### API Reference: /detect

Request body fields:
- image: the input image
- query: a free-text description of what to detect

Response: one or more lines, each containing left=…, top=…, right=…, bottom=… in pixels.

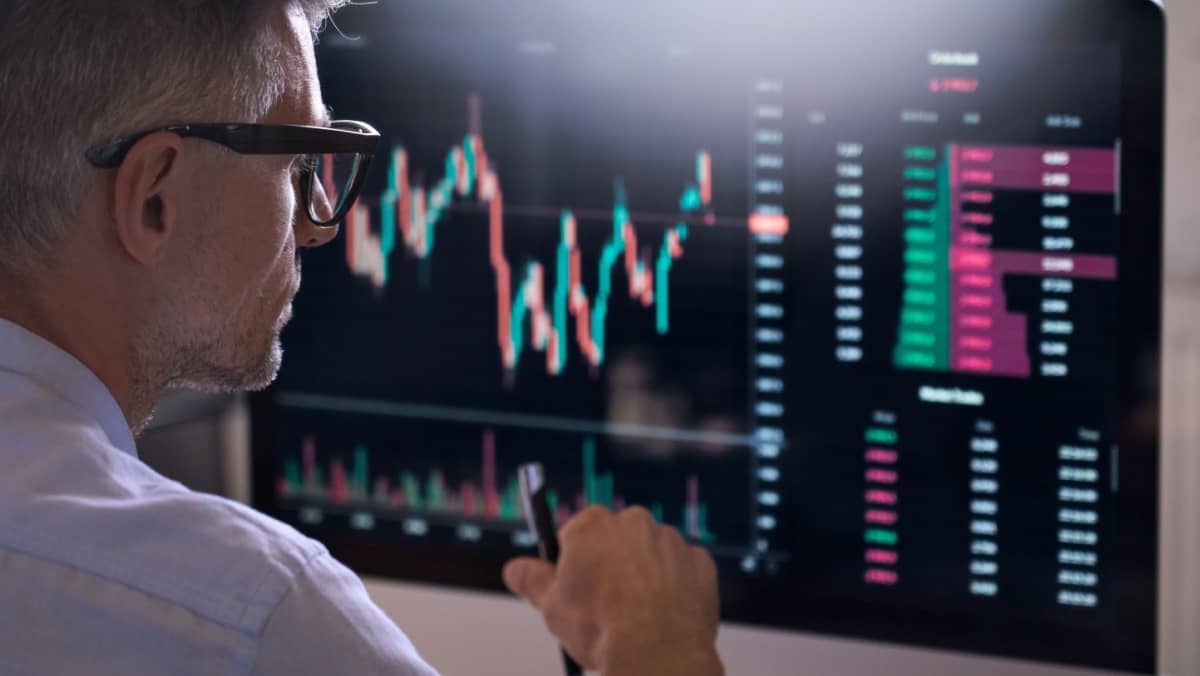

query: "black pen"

left=518, top=463, right=584, bottom=676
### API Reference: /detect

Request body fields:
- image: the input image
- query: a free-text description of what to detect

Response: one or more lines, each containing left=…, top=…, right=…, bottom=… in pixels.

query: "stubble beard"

left=168, top=333, right=284, bottom=395
left=148, top=295, right=291, bottom=399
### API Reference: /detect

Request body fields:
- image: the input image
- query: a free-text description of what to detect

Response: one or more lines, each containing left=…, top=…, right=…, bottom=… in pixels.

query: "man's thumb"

left=502, top=557, right=555, bottom=607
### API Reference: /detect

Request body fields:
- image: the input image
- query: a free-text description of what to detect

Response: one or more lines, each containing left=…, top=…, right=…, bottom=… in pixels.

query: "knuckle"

left=619, top=505, right=654, bottom=525
left=657, top=522, right=686, bottom=547
left=575, top=504, right=610, bottom=524
left=559, top=504, right=609, bottom=539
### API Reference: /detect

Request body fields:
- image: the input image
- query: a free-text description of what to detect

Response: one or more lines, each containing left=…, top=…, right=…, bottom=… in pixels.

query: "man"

left=0, top=2, right=723, bottom=674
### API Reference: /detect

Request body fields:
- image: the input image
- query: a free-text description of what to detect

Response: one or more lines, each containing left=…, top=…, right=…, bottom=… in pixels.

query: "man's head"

left=0, top=1, right=350, bottom=429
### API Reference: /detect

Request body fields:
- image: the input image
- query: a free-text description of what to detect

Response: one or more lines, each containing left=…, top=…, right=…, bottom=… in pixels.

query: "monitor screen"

left=252, top=1, right=1164, bottom=672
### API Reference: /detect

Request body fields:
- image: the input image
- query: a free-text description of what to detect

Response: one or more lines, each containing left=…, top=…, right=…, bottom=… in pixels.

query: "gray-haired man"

left=0, top=2, right=723, bottom=674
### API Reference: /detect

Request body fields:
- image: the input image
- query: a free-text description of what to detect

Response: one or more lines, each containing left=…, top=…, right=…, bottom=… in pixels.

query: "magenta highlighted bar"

left=959, top=314, right=993, bottom=330
left=959, top=293, right=994, bottom=310
left=962, top=212, right=993, bottom=226
left=865, top=509, right=898, bottom=525
left=958, top=356, right=993, bottom=371
left=959, top=231, right=992, bottom=247
left=961, top=169, right=994, bottom=185
left=960, top=273, right=994, bottom=289
left=956, top=145, right=1116, bottom=194
left=865, top=569, right=899, bottom=585
left=961, top=147, right=995, bottom=163
left=955, top=354, right=1030, bottom=377
left=959, top=336, right=993, bottom=351
left=866, top=468, right=898, bottom=484
left=952, top=248, right=993, bottom=271
left=955, top=310, right=1028, bottom=337
left=958, top=325, right=1028, bottom=341
left=865, top=549, right=899, bottom=565
left=865, top=489, right=898, bottom=505
left=950, top=248, right=1118, bottom=279
left=865, top=448, right=898, bottom=464
left=962, top=190, right=994, bottom=204
left=990, top=250, right=1118, bottom=280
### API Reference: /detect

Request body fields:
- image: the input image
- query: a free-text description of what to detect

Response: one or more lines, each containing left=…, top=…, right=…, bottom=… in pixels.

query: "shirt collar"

left=0, top=316, right=137, bottom=457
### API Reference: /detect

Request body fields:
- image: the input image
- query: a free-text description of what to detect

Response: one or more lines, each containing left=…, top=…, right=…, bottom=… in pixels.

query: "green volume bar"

left=352, top=446, right=369, bottom=499
left=651, top=503, right=664, bottom=523
left=582, top=438, right=615, bottom=509
left=499, top=477, right=522, bottom=520
left=283, top=460, right=302, bottom=494
left=402, top=472, right=422, bottom=510
left=427, top=470, right=445, bottom=512
left=892, top=145, right=951, bottom=371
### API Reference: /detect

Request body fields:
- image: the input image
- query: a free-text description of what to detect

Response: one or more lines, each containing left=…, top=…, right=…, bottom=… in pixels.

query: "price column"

left=744, top=77, right=790, bottom=573
left=833, top=142, right=866, bottom=363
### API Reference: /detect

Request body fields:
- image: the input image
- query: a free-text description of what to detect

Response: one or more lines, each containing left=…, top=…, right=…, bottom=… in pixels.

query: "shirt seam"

left=239, top=538, right=328, bottom=630
left=244, top=548, right=332, bottom=676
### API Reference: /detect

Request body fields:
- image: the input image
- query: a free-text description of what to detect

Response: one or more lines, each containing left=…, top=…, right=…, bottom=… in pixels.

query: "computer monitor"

left=251, top=1, right=1165, bottom=672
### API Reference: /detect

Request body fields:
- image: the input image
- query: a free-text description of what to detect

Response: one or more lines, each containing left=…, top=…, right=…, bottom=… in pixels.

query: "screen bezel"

left=251, top=1, right=1164, bottom=671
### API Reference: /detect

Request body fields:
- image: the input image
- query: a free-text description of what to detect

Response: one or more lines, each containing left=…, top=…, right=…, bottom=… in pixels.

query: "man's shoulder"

left=0, top=449, right=328, bottom=635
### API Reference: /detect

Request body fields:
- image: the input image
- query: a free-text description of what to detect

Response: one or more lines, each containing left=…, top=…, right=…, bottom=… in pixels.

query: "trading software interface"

left=261, top=1, right=1157, bottom=670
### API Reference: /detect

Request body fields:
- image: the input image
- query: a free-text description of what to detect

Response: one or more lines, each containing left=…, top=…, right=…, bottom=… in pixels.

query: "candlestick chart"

left=333, top=97, right=729, bottom=381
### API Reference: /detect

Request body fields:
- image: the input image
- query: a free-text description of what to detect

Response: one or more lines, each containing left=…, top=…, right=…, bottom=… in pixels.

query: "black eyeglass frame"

left=85, top=120, right=381, bottom=227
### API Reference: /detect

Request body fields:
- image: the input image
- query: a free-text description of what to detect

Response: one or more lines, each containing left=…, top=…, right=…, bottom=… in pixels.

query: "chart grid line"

left=277, top=391, right=759, bottom=448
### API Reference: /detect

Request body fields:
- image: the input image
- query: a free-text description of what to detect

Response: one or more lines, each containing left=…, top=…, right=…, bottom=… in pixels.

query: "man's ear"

left=110, top=132, right=184, bottom=265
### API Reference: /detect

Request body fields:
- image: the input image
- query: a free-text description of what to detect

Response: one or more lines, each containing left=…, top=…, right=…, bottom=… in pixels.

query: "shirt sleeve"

left=251, top=552, right=440, bottom=676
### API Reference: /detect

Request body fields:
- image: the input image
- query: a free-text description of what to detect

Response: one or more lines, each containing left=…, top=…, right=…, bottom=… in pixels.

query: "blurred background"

left=137, top=1, right=1198, bottom=673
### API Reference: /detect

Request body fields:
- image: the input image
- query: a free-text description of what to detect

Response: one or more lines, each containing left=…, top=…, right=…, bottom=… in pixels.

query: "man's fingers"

left=558, top=504, right=610, bottom=542
left=692, top=545, right=717, bottom=583
left=502, top=557, right=556, bottom=608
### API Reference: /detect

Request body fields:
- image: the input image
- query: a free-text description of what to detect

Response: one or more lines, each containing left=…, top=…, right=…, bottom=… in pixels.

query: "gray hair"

left=0, top=0, right=348, bottom=276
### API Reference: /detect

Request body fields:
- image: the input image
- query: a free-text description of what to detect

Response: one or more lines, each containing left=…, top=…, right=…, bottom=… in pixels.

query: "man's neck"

left=0, top=266, right=158, bottom=436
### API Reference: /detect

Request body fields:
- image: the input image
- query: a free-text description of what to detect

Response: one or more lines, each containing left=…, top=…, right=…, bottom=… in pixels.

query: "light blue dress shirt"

left=0, top=317, right=438, bottom=675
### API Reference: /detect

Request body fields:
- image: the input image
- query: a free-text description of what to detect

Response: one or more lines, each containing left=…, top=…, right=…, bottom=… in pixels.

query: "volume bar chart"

left=279, top=431, right=524, bottom=520
left=893, top=143, right=1118, bottom=378
left=277, top=429, right=717, bottom=542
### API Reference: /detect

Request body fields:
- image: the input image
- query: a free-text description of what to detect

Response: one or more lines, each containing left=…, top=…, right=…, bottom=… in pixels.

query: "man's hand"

left=502, top=505, right=723, bottom=676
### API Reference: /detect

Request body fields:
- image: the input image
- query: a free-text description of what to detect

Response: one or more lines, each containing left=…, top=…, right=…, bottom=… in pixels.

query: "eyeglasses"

left=85, top=120, right=380, bottom=227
